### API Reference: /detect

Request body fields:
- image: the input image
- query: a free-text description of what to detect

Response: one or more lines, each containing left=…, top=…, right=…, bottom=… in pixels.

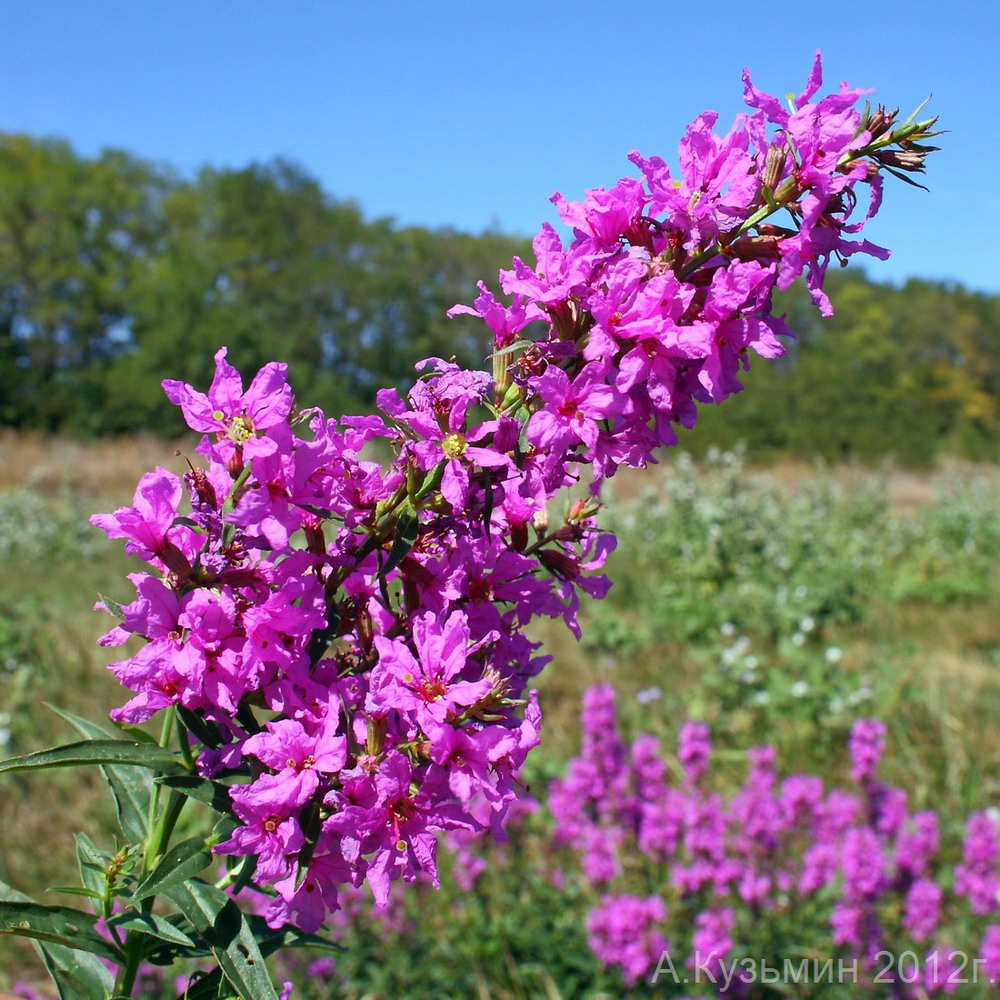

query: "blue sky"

left=1, top=1, right=996, bottom=293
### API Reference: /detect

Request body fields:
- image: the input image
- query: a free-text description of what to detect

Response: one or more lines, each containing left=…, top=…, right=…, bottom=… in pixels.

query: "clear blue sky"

left=1, top=1, right=996, bottom=293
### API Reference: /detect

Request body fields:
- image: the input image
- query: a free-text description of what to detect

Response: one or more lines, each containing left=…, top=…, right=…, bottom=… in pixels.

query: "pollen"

left=441, top=432, right=467, bottom=460
left=228, top=416, right=253, bottom=443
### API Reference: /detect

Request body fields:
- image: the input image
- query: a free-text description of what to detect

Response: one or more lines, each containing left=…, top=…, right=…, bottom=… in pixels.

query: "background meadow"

left=3, top=430, right=1000, bottom=996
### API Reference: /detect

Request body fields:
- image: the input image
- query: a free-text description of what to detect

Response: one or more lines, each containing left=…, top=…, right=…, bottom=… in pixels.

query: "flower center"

left=441, top=432, right=467, bottom=459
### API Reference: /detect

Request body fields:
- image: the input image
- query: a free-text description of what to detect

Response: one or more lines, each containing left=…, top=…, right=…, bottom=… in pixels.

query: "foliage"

left=0, top=135, right=530, bottom=435
left=686, top=271, right=1000, bottom=465
left=583, top=450, right=1000, bottom=753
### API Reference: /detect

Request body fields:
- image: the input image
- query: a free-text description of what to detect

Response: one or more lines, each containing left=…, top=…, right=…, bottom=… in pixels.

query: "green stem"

left=676, top=122, right=934, bottom=282
left=677, top=200, right=786, bottom=280
left=113, top=709, right=190, bottom=997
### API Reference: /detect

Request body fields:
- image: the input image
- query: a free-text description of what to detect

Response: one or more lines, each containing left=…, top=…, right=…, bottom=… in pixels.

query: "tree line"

left=0, top=132, right=529, bottom=434
left=689, top=271, right=1000, bottom=464
left=1, top=132, right=998, bottom=463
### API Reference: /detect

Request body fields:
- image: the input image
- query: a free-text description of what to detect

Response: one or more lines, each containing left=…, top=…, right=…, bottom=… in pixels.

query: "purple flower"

left=526, top=364, right=624, bottom=457
left=896, top=811, right=939, bottom=879
left=216, top=772, right=305, bottom=883
left=677, top=721, right=712, bottom=784
left=903, top=879, right=942, bottom=941
left=920, top=945, right=960, bottom=996
left=90, top=52, right=936, bottom=934
left=90, top=468, right=198, bottom=575
left=689, top=907, right=734, bottom=980
left=981, top=926, right=1000, bottom=982
left=848, top=718, right=886, bottom=784
left=840, top=826, right=885, bottom=902
left=586, top=894, right=668, bottom=986
left=162, top=346, right=292, bottom=440
left=369, top=611, right=495, bottom=728
left=243, top=713, right=347, bottom=809
left=954, top=812, right=999, bottom=915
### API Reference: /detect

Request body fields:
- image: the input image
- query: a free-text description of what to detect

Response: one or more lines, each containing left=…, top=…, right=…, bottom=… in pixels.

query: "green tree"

left=0, top=134, right=163, bottom=429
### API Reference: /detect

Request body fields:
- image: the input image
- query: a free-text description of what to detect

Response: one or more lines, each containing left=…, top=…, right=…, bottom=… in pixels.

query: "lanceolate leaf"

left=107, top=909, right=197, bottom=949
left=178, top=918, right=342, bottom=1000
left=96, top=593, right=125, bottom=622
left=1, top=884, right=116, bottom=1000
left=46, top=887, right=104, bottom=903
left=0, top=738, right=186, bottom=776
left=131, top=836, right=213, bottom=903
left=74, top=834, right=107, bottom=900
left=246, top=914, right=343, bottom=954
left=0, top=901, right=122, bottom=963
left=51, top=708, right=155, bottom=844
left=36, top=945, right=115, bottom=1000
left=165, top=880, right=280, bottom=1000
left=488, top=336, right=538, bottom=359
left=178, top=965, right=230, bottom=1000
left=177, top=705, right=227, bottom=750
left=384, top=508, right=420, bottom=575
left=157, top=773, right=240, bottom=813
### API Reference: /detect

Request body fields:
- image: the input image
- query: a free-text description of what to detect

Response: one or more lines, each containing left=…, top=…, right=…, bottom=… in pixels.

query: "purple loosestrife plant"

left=0, top=55, right=940, bottom=998
left=550, top=691, right=999, bottom=997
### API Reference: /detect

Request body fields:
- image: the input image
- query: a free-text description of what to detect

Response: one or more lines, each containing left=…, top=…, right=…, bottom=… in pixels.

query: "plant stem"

left=113, top=711, right=190, bottom=997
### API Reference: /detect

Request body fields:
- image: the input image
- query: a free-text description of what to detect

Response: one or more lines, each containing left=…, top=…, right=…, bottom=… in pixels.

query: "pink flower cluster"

left=91, top=56, right=937, bottom=930
left=551, top=685, right=1000, bottom=995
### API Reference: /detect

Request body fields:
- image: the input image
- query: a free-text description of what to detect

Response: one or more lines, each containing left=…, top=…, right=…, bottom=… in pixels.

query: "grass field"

left=2, top=433, right=999, bottom=996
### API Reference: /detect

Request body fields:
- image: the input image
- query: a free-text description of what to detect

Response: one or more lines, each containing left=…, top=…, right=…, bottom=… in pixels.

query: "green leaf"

left=0, top=901, right=122, bottom=963
left=306, top=603, right=341, bottom=664
left=0, top=738, right=186, bottom=776
left=384, top=508, right=419, bottom=575
left=178, top=919, right=341, bottom=1000
left=51, top=707, right=156, bottom=843
left=227, top=853, right=259, bottom=896
left=298, top=503, right=336, bottom=520
left=166, top=879, right=280, bottom=1000
left=104, top=765, right=154, bottom=843
left=0, top=880, right=32, bottom=902
left=177, top=705, right=227, bottom=750
left=96, top=593, right=125, bottom=621
left=112, top=723, right=161, bottom=745
left=46, top=887, right=104, bottom=902
left=157, top=773, right=240, bottom=813
left=211, top=811, right=239, bottom=846
left=75, top=834, right=108, bottom=903
left=246, top=913, right=343, bottom=954
left=107, top=908, right=196, bottom=949
left=488, top=337, right=537, bottom=359
left=178, top=965, right=230, bottom=1000
left=131, top=835, right=213, bottom=903
left=36, top=944, right=115, bottom=1000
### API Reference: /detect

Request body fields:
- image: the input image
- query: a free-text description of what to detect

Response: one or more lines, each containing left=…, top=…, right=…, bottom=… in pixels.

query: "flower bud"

left=762, top=143, right=789, bottom=192
left=365, top=715, right=388, bottom=757
left=158, top=541, right=192, bottom=579
left=538, top=548, right=579, bottom=581
left=510, top=519, right=529, bottom=553
left=864, top=105, right=898, bottom=142
left=872, top=144, right=937, bottom=173
left=532, top=506, right=549, bottom=534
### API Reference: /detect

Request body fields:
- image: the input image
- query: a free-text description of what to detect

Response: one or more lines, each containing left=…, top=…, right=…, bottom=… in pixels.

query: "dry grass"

left=0, top=430, right=197, bottom=497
